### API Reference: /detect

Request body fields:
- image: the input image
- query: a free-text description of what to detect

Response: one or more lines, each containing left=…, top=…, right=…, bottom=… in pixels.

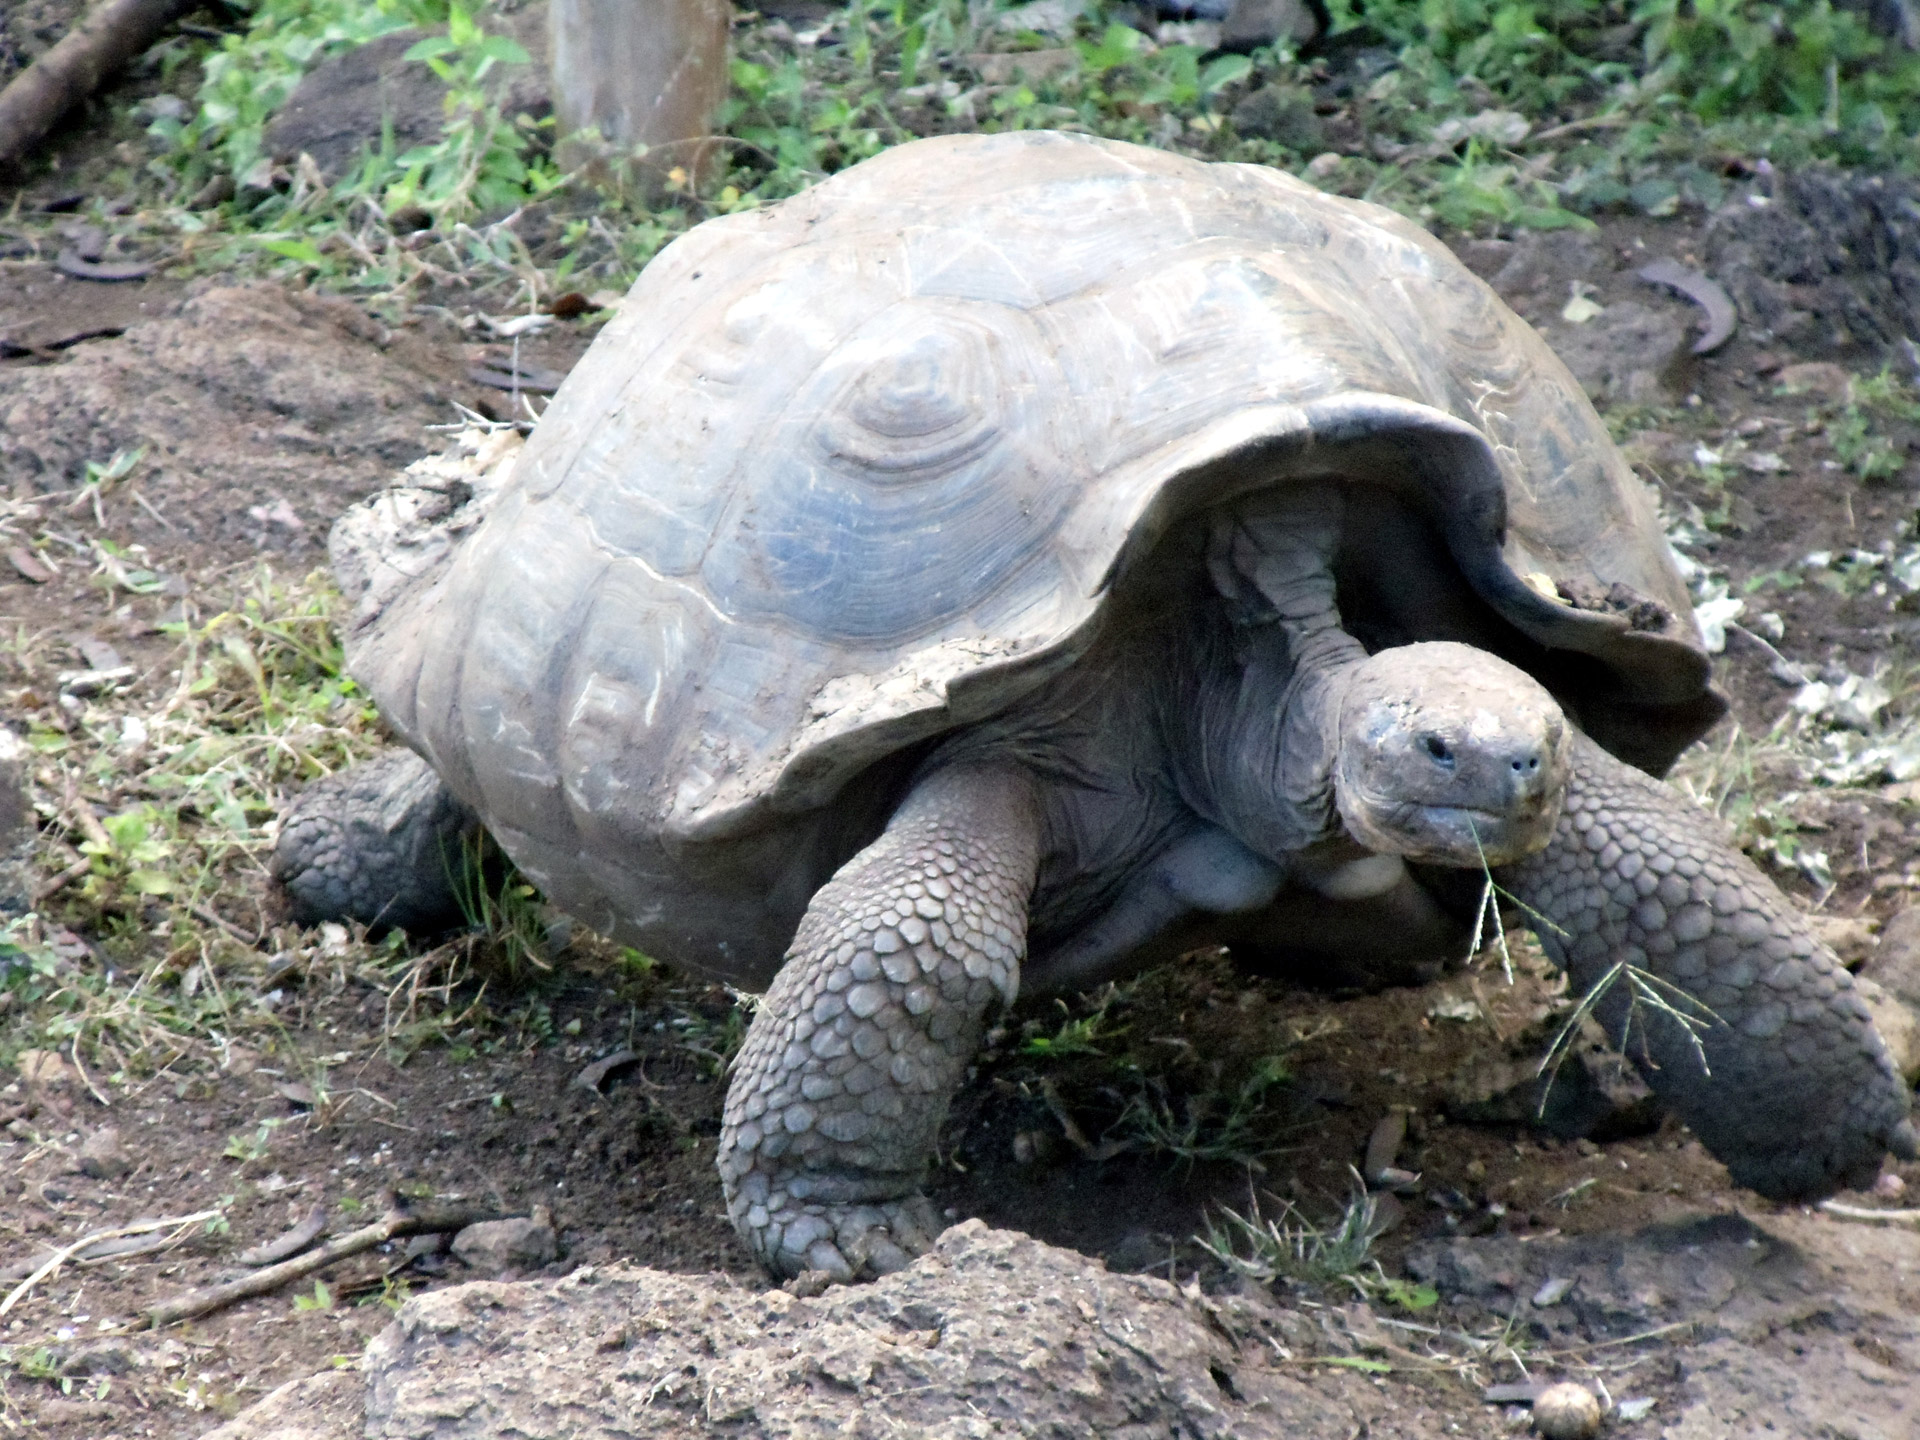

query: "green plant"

left=223, top=1118, right=285, bottom=1162
left=1199, top=1180, right=1437, bottom=1307
left=383, top=2, right=560, bottom=221
left=1020, top=993, right=1123, bottom=1058
left=293, top=1278, right=336, bottom=1311
left=1539, top=959, right=1719, bottom=1090
left=161, top=0, right=442, bottom=186
left=1115, top=1053, right=1294, bottom=1168
left=448, top=832, right=553, bottom=983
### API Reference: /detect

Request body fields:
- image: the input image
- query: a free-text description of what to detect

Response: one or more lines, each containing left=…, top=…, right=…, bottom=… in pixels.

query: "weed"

left=1020, top=992, right=1123, bottom=1058
left=1540, top=959, right=1719, bottom=1088
left=447, top=832, right=552, bottom=984
left=223, top=1118, right=285, bottom=1163
left=1199, top=1179, right=1437, bottom=1307
left=1115, top=1053, right=1294, bottom=1168
left=293, top=1278, right=336, bottom=1312
left=384, top=4, right=561, bottom=222
left=670, top=998, right=748, bottom=1078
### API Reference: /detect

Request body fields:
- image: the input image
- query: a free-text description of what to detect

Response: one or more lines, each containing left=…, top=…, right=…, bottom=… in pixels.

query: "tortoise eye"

left=1422, top=734, right=1454, bottom=767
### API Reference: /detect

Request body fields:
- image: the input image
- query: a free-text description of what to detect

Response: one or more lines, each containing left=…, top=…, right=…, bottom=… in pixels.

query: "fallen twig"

left=0, top=0, right=201, bottom=169
left=0, top=1210, right=221, bottom=1316
left=145, top=1202, right=504, bottom=1327
left=32, top=855, right=93, bottom=902
left=235, top=1203, right=329, bottom=1267
left=190, top=901, right=261, bottom=947
left=1819, top=1199, right=1920, bottom=1227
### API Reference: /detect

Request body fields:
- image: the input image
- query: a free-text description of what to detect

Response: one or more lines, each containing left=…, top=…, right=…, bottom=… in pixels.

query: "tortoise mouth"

left=1342, top=794, right=1560, bottom=868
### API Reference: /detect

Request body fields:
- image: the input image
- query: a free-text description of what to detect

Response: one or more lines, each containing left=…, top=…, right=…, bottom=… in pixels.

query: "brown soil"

left=4, top=59, right=1920, bottom=1440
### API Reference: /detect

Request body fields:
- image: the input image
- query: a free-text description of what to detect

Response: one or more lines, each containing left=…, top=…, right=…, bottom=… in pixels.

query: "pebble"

left=77, top=1126, right=131, bottom=1181
left=1532, top=1382, right=1602, bottom=1439
left=452, top=1208, right=557, bottom=1273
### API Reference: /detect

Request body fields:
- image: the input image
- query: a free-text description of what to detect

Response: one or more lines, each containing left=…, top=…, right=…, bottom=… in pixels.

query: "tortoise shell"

left=349, top=130, right=1721, bottom=986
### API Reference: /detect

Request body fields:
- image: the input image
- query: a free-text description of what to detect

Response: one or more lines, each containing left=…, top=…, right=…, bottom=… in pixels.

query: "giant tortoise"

left=275, top=130, right=1917, bottom=1281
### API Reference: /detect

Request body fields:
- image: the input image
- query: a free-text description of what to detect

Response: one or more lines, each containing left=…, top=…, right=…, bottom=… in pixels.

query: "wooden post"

left=548, top=0, right=732, bottom=190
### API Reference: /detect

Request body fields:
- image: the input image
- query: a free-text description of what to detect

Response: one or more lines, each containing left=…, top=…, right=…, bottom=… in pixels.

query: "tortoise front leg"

left=1501, top=733, right=1916, bottom=1200
left=719, top=766, right=1041, bottom=1281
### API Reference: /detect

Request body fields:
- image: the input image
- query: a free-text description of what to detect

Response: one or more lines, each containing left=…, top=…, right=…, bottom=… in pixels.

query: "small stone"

left=58, top=1339, right=137, bottom=1376
left=451, top=1210, right=557, bottom=1273
left=1532, top=1382, right=1602, bottom=1439
left=14, top=1049, right=74, bottom=1089
left=78, top=1126, right=131, bottom=1180
left=784, top=1268, right=834, bottom=1298
left=1862, top=906, right=1920, bottom=1011
left=1220, top=0, right=1320, bottom=49
left=1530, top=1275, right=1575, bottom=1307
left=1229, top=84, right=1322, bottom=149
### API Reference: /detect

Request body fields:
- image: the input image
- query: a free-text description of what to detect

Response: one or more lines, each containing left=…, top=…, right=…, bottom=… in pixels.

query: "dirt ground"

left=5, top=45, right=1920, bottom=1440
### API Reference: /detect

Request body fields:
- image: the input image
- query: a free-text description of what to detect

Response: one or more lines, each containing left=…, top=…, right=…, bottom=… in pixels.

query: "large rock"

left=210, top=1223, right=1377, bottom=1439
left=1862, top=904, right=1920, bottom=1012
left=1706, top=167, right=1920, bottom=357
left=1541, top=300, right=1691, bottom=405
left=264, top=3, right=550, bottom=182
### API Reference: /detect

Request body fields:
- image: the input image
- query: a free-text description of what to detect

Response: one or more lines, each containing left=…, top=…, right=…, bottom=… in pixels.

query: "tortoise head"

left=1333, top=641, right=1571, bottom=867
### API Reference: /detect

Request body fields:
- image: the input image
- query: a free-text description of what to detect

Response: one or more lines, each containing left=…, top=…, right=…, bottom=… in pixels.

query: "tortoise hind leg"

left=270, top=749, right=477, bottom=934
left=720, top=766, right=1041, bottom=1281
left=1501, top=733, right=1916, bottom=1200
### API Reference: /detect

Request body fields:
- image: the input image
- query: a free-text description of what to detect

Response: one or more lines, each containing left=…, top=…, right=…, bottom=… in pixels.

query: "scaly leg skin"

left=270, top=749, right=475, bottom=934
left=1502, top=733, right=1917, bottom=1200
left=719, top=767, right=1041, bottom=1281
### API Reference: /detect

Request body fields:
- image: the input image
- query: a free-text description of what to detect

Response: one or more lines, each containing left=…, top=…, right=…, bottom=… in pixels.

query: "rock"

left=1444, top=1018, right=1661, bottom=1142
left=265, top=5, right=550, bottom=182
left=215, top=1223, right=1369, bottom=1439
left=1811, top=913, right=1879, bottom=968
left=1772, top=360, right=1855, bottom=401
left=13, top=1048, right=73, bottom=1089
left=1220, top=0, right=1320, bottom=51
left=1230, top=84, right=1323, bottom=149
left=57, top=1339, right=136, bottom=1376
left=1862, top=905, right=1920, bottom=1011
left=0, top=728, right=35, bottom=914
left=1532, top=1382, right=1601, bottom=1439
left=1706, top=168, right=1920, bottom=356
left=1542, top=300, right=1691, bottom=404
left=1853, top=976, right=1919, bottom=1082
left=77, top=1126, right=131, bottom=1181
left=965, top=48, right=1077, bottom=85
left=451, top=1209, right=557, bottom=1272
left=1408, top=1212, right=1804, bottom=1341
left=198, top=1371, right=364, bottom=1440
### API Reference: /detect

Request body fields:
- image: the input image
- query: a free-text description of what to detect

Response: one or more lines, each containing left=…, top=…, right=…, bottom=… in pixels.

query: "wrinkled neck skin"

left=1168, top=603, right=1366, bottom=862
left=1167, top=488, right=1369, bottom=862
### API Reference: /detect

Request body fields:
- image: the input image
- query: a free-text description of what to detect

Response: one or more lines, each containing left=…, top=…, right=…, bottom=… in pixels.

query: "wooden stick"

left=234, top=1203, right=329, bottom=1267
left=145, top=1204, right=504, bottom=1327
left=1820, top=1199, right=1920, bottom=1226
left=0, top=1210, right=221, bottom=1316
left=0, top=0, right=200, bottom=169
